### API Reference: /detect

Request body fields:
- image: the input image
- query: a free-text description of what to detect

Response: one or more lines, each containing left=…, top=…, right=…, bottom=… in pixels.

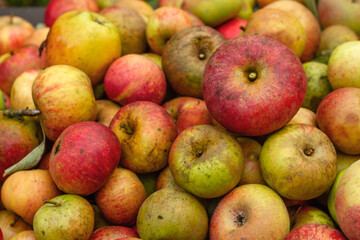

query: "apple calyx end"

left=248, top=72, right=257, bottom=82
left=43, top=199, right=61, bottom=207
left=303, top=147, right=315, bottom=156
left=234, top=211, right=247, bottom=227
left=198, top=53, right=206, bottom=60
left=120, top=123, right=134, bottom=135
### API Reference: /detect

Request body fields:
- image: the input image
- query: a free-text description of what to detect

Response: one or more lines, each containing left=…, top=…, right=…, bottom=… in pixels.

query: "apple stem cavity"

left=43, top=199, right=61, bottom=207
left=1, top=108, right=41, bottom=121
left=303, top=147, right=315, bottom=156
left=248, top=72, right=258, bottom=82
left=120, top=123, right=134, bottom=135
left=234, top=211, right=247, bottom=227
left=10, top=214, right=20, bottom=227
left=94, top=18, right=104, bottom=26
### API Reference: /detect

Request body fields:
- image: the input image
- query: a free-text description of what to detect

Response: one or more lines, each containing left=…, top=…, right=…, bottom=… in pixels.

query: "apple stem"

left=9, top=13, right=14, bottom=25
left=240, top=26, right=246, bottom=32
left=198, top=53, right=206, bottom=60
left=120, top=123, right=134, bottom=135
left=248, top=72, right=257, bottom=82
left=10, top=215, right=20, bottom=227
left=1, top=108, right=41, bottom=121
left=43, top=199, right=61, bottom=207
left=304, top=147, right=314, bottom=156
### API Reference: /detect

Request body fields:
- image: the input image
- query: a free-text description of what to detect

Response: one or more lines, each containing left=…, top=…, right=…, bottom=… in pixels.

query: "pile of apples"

left=0, top=0, right=360, bottom=239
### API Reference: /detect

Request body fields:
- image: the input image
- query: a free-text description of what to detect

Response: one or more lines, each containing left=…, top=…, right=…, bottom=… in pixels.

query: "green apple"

left=328, top=167, right=347, bottom=225
left=337, top=150, right=360, bottom=172
left=46, top=10, right=121, bottom=86
left=302, top=62, right=332, bottom=112
left=33, top=194, right=95, bottom=240
left=236, top=0, right=253, bottom=20
left=141, top=53, right=162, bottom=68
left=290, top=205, right=335, bottom=231
left=0, top=90, right=5, bottom=110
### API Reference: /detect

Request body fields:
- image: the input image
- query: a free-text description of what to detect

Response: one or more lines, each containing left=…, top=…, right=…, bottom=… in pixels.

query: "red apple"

left=216, top=18, right=247, bottom=40
left=89, top=226, right=138, bottom=240
left=287, top=107, right=317, bottom=127
left=49, top=121, right=121, bottom=196
left=284, top=224, right=347, bottom=240
left=316, top=87, right=360, bottom=154
left=104, top=54, right=167, bottom=105
left=0, top=15, right=34, bottom=55
left=202, top=35, right=307, bottom=136
left=0, top=210, right=32, bottom=240
left=45, top=0, right=99, bottom=27
left=115, top=0, right=154, bottom=23
left=8, top=230, right=37, bottom=240
left=290, top=205, right=335, bottom=231
left=109, top=101, right=177, bottom=173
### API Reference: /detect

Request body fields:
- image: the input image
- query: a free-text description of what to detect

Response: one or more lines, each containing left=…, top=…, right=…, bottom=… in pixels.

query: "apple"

left=10, top=68, right=41, bottom=111
left=89, top=226, right=138, bottom=240
left=335, top=160, right=360, bottom=240
left=162, top=97, right=213, bottom=134
left=23, top=27, right=50, bottom=47
left=301, top=61, right=332, bottom=112
left=37, top=152, right=50, bottom=170
left=245, top=8, right=307, bottom=58
left=109, top=101, right=177, bottom=173
left=1, top=169, right=61, bottom=225
left=202, top=35, right=307, bottom=136
left=33, top=194, right=94, bottom=240
left=236, top=0, right=254, bottom=20
left=316, top=87, right=360, bottom=154
left=0, top=45, right=47, bottom=95
left=260, top=124, right=337, bottom=200
left=287, top=107, right=317, bottom=127
left=290, top=205, right=335, bottom=231
left=337, top=150, right=360, bottom=172
left=0, top=116, right=42, bottom=182
left=49, top=121, right=121, bottom=196
left=317, top=25, right=359, bottom=57
left=215, top=18, right=247, bottom=40
left=0, top=15, right=34, bottom=55
left=284, top=224, right=347, bottom=240
left=257, top=0, right=304, bottom=8
left=209, top=184, right=290, bottom=239
left=318, top=0, right=360, bottom=35
left=91, top=204, right=109, bottom=231
left=137, top=188, right=208, bottom=240
left=156, top=166, right=183, bottom=191
left=8, top=230, right=37, bottom=240
left=184, top=10, right=205, bottom=26
left=46, top=10, right=121, bottom=86
left=115, top=0, right=154, bottom=23
left=95, top=168, right=147, bottom=226
left=146, top=7, right=193, bottom=55
left=141, top=53, right=162, bottom=68
left=95, top=99, right=121, bottom=127
left=327, top=41, right=360, bottom=90
left=44, top=0, right=99, bottom=27
left=264, top=0, right=321, bottom=62
left=104, top=54, right=167, bottom=105
left=236, top=137, right=266, bottom=186
left=100, top=6, right=147, bottom=55
left=283, top=198, right=308, bottom=207
left=32, top=65, right=97, bottom=141
left=0, top=90, right=5, bottom=110
left=328, top=167, right=347, bottom=225
left=169, top=124, right=245, bottom=199
left=162, top=25, right=226, bottom=98
left=0, top=210, right=32, bottom=240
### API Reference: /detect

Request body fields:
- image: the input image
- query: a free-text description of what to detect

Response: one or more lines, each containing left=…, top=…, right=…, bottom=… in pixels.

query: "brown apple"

left=115, top=0, right=154, bottom=23
left=95, top=100, right=121, bottom=127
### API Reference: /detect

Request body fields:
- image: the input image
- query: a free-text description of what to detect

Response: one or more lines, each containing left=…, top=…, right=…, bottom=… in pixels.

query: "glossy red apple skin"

left=0, top=45, right=48, bottom=95
left=89, top=226, right=138, bottom=240
left=45, top=0, right=99, bottom=27
left=216, top=18, right=247, bottom=40
left=49, top=121, right=121, bottom=196
left=316, top=87, right=360, bottom=154
left=202, top=35, right=307, bottom=136
left=284, top=224, right=347, bottom=240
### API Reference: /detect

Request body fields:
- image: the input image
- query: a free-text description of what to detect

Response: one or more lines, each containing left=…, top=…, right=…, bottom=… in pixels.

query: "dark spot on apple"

left=41, top=230, right=45, bottom=236
left=157, top=128, right=161, bottom=132
left=80, top=149, right=84, bottom=154
left=158, top=215, right=163, bottom=219
left=55, top=141, right=61, bottom=154
left=93, top=18, right=104, bottom=25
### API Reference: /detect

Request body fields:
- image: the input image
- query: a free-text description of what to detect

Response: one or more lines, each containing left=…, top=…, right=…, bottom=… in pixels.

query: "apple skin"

left=136, top=188, right=208, bottom=240
left=32, top=65, right=97, bottom=142
left=115, top=0, right=154, bottom=23
left=0, top=15, right=34, bottom=55
left=23, top=27, right=50, bottom=47
left=302, top=62, right=332, bottom=113
left=0, top=210, right=32, bottom=240
left=316, top=87, right=360, bottom=154
left=260, top=124, right=337, bottom=200
left=95, top=99, right=121, bottom=127
left=89, top=226, right=138, bottom=240
left=335, top=160, right=360, bottom=240
left=10, top=68, right=41, bottom=111
left=91, top=204, right=109, bottom=231
left=44, top=0, right=99, bottom=27
left=33, top=194, right=95, bottom=240
left=0, top=45, right=48, bottom=95
left=245, top=8, right=307, bottom=58
left=156, top=166, right=183, bottom=191
left=46, top=10, right=121, bottom=86
left=328, top=167, right=347, bottom=225
left=100, top=6, right=147, bottom=55
left=209, top=184, right=290, bottom=240
left=109, top=101, right=177, bottom=173
left=49, top=121, right=121, bottom=196
left=8, top=230, right=37, bottom=240
left=318, top=0, right=360, bottom=35
left=141, top=53, right=162, bottom=68
left=327, top=41, right=360, bottom=90
left=290, top=205, right=335, bottom=231
left=162, top=97, right=213, bottom=134
left=169, top=124, right=245, bottom=199
left=0, top=116, right=42, bottom=182
left=287, top=107, right=317, bottom=127
left=202, top=35, right=307, bottom=136
left=264, top=0, right=321, bottom=62
left=215, top=18, right=247, bottom=40
left=162, top=25, right=226, bottom=98
left=1, top=169, right=62, bottom=225
left=284, top=224, right=347, bottom=240
left=257, top=0, right=304, bottom=8
left=337, top=151, right=360, bottom=172
left=95, top=168, right=147, bottom=226
left=104, top=54, right=167, bottom=105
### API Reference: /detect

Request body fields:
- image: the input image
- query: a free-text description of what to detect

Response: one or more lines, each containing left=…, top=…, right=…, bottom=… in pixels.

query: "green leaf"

left=3, top=121, right=46, bottom=177
left=304, top=0, right=319, bottom=21
left=144, top=0, right=158, bottom=9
